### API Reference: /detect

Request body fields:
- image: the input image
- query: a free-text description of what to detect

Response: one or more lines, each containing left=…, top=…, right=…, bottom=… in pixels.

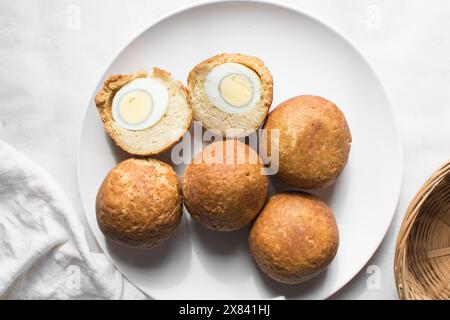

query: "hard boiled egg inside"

left=112, top=77, right=169, bottom=131
left=204, top=63, right=261, bottom=114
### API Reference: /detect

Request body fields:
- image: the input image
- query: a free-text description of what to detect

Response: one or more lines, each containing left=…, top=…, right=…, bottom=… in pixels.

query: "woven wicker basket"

left=394, top=161, right=450, bottom=300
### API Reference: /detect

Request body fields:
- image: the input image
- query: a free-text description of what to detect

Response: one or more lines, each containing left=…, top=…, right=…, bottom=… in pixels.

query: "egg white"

left=112, top=77, right=169, bottom=131
left=204, top=63, right=261, bottom=114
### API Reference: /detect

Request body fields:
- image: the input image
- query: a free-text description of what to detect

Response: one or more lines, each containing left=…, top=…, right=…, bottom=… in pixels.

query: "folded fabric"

left=0, top=141, right=145, bottom=299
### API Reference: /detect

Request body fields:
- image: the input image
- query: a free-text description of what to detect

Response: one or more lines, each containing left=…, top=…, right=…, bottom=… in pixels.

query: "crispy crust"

left=96, top=158, right=182, bottom=248
left=95, top=68, right=193, bottom=156
left=249, top=192, right=339, bottom=284
left=187, top=53, right=273, bottom=138
left=182, top=139, right=269, bottom=231
left=262, top=95, right=352, bottom=189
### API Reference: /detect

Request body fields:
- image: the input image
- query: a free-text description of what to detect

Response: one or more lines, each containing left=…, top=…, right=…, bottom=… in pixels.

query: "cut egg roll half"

left=187, top=53, right=273, bottom=138
left=95, top=68, right=192, bottom=156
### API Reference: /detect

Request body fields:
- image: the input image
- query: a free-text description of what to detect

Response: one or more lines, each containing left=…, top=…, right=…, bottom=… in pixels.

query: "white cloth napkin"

left=0, top=141, right=145, bottom=299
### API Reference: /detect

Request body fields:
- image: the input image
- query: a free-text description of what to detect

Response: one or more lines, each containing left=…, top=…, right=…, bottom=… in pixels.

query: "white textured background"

left=0, top=0, right=449, bottom=299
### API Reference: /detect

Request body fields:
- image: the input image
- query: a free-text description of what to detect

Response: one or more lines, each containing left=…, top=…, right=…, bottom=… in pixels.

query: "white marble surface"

left=0, top=0, right=449, bottom=300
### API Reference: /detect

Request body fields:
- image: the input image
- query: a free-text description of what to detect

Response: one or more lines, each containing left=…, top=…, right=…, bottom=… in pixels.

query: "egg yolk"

left=118, top=90, right=152, bottom=125
left=219, top=73, right=253, bottom=108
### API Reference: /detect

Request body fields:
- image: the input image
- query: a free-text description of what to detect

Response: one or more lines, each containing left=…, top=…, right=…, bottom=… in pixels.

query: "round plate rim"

left=76, top=0, right=403, bottom=299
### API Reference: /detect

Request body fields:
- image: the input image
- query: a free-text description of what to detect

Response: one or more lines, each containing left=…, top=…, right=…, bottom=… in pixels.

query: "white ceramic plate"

left=78, top=0, right=402, bottom=299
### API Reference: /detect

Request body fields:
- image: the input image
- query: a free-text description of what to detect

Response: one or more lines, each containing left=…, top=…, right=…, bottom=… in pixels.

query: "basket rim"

left=394, top=160, right=450, bottom=300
